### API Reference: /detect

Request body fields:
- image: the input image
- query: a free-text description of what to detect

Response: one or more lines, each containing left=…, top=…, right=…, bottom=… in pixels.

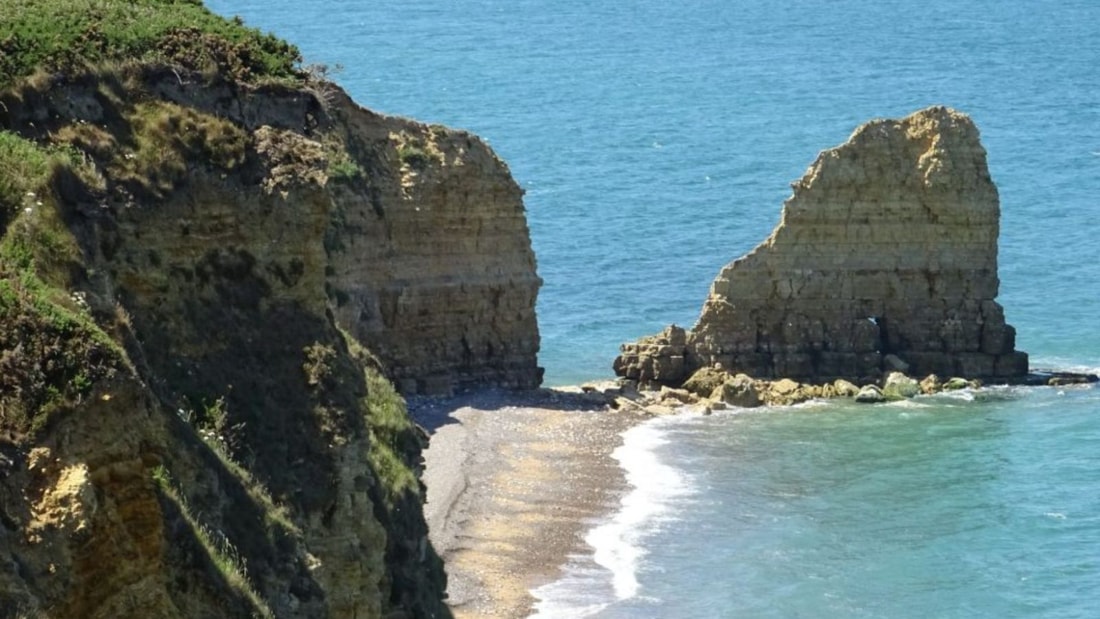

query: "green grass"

left=152, top=464, right=275, bottom=619
left=337, top=328, right=421, bottom=505
left=0, top=0, right=303, bottom=88
left=182, top=394, right=300, bottom=538
left=0, top=131, right=87, bottom=231
left=396, top=142, right=432, bottom=170
left=326, top=153, right=364, bottom=182
left=0, top=155, right=128, bottom=435
left=363, top=364, right=420, bottom=504
left=0, top=251, right=123, bottom=433
left=107, top=100, right=249, bottom=197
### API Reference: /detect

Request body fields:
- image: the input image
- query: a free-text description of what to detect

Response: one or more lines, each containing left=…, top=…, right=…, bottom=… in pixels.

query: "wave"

left=1026, top=356, right=1100, bottom=377
left=530, top=415, right=697, bottom=617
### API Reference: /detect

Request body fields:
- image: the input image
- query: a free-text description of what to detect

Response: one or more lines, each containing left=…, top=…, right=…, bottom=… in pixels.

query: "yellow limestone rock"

left=616, top=106, right=1028, bottom=386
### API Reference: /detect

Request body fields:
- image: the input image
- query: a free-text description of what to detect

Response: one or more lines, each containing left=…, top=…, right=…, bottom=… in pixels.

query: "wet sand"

left=411, top=389, right=642, bottom=619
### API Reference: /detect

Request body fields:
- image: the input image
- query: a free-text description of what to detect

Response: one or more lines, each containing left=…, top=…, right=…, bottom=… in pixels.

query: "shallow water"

left=206, top=1, right=1100, bottom=615
left=539, top=385, right=1100, bottom=618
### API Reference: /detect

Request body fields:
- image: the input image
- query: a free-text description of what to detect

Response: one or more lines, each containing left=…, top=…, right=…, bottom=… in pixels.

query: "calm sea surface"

left=208, top=1, right=1099, bottom=616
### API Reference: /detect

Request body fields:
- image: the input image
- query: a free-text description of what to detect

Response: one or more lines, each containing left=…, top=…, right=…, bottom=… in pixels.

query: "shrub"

left=0, top=131, right=84, bottom=232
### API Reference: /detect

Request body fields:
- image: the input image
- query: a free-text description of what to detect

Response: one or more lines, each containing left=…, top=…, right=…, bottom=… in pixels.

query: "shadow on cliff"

left=407, top=388, right=611, bottom=433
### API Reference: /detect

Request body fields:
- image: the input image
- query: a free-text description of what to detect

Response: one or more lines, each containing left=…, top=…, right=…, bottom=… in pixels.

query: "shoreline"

left=410, top=369, right=1100, bottom=618
left=411, top=389, right=645, bottom=619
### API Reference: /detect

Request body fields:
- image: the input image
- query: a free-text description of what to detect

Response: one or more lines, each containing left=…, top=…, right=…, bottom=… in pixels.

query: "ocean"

left=206, top=1, right=1100, bottom=616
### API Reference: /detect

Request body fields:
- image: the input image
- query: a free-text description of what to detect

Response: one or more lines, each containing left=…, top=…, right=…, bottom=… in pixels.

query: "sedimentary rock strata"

left=325, top=96, right=543, bottom=395
left=615, top=106, right=1028, bottom=385
left=0, top=50, right=542, bottom=615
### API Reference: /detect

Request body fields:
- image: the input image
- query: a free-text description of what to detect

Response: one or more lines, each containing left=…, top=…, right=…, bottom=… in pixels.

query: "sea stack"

left=615, top=106, right=1028, bottom=386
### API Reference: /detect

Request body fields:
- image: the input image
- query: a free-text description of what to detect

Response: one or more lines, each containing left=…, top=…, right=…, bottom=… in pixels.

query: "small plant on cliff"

left=302, top=342, right=336, bottom=387
left=179, top=395, right=299, bottom=538
left=397, top=142, right=432, bottom=170
left=338, top=328, right=421, bottom=505
left=320, top=133, right=363, bottom=183
left=363, top=364, right=420, bottom=504
left=151, top=464, right=274, bottom=618
left=327, top=155, right=364, bottom=182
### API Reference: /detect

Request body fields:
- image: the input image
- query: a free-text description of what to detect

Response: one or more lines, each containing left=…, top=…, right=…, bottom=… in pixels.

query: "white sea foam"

left=887, top=398, right=931, bottom=409
left=530, top=416, right=696, bottom=617
left=1027, top=356, right=1100, bottom=377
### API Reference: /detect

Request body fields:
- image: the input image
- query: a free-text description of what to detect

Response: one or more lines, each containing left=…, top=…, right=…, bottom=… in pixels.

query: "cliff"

left=0, top=3, right=539, bottom=617
left=615, top=107, right=1028, bottom=386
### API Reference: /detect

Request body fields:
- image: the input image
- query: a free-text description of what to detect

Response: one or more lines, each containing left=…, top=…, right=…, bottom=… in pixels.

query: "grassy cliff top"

left=0, top=0, right=303, bottom=88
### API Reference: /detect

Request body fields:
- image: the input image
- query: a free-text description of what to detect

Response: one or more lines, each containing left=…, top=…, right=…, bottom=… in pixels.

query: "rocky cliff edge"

left=0, top=19, right=539, bottom=617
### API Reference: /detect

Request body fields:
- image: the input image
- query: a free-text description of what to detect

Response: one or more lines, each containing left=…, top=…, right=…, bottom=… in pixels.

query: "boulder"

left=710, top=374, right=762, bottom=408
left=882, top=372, right=920, bottom=400
left=761, top=379, right=818, bottom=406
left=658, top=386, right=698, bottom=405
left=682, top=366, right=730, bottom=398
left=644, top=404, right=677, bottom=416
left=855, top=384, right=886, bottom=404
left=612, top=325, right=689, bottom=386
left=919, top=374, right=942, bottom=394
left=581, top=380, right=624, bottom=399
left=833, top=379, right=861, bottom=397
left=942, top=377, right=970, bottom=390
left=771, top=378, right=801, bottom=395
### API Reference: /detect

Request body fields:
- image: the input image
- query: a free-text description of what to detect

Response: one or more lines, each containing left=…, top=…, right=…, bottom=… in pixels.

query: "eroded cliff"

left=0, top=5, right=539, bottom=616
left=615, top=106, right=1028, bottom=386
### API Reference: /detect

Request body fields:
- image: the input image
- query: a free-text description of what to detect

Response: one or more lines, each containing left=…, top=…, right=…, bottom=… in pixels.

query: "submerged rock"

left=943, top=377, right=971, bottom=390
left=855, top=384, right=887, bottom=403
left=615, top=106, right=1029, bottom=386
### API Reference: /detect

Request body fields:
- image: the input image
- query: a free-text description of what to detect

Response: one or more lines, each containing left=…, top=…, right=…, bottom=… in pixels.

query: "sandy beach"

left=410, top=389, right=643, bottom=619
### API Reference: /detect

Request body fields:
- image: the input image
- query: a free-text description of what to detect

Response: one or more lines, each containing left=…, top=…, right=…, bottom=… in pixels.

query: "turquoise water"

left=540, top=387, right=1100, bottom=618
left=207, top=1, right=1100, bottom=616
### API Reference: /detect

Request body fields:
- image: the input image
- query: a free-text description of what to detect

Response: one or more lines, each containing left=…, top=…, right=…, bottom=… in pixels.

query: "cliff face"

left=323, top=92, right=542, bottom=395
left=0, top=59, right=539, bottom=617
left=615, top=107, right=1028, bottom=386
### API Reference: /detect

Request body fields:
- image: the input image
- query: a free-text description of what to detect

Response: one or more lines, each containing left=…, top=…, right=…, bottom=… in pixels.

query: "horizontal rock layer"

left=324, top=99, right=542, bottom=395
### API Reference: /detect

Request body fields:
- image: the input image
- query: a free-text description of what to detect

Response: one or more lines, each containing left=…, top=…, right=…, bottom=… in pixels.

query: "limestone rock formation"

left=0, top=38, right=539, bottom=619
left=324, top=96, right=542, bottom=395
left=615, top=106, right=1028, bottom=386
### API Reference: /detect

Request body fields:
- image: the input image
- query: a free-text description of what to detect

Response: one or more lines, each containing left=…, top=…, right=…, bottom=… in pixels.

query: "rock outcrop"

left=324, top=96, right=542, bottom=395
left=615, top=106, right=1028, bottom=386
left=0, top=33, right=539, bottom=618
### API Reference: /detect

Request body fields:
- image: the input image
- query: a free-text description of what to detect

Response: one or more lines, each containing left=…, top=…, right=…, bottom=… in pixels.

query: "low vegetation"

left=0, top=0, right=303, bottom=88
left=183, top=395, right=301, bottom=538
left=106, top=100, right=250, bottom=198
left=152, top=465, right=275, bottom=619
left=0, top=133, right=125, bottom=435
left=338, top=330, right=421, bottom=505
left=0, top=132, right=86, bottom=231
left=363, top=364, right=420, bottom=503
